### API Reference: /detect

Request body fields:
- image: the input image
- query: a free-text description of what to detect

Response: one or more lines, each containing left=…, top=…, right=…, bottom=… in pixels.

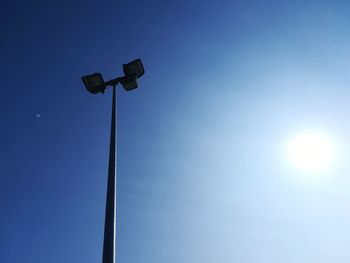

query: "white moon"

left=286, top=131, right=336, bottom=172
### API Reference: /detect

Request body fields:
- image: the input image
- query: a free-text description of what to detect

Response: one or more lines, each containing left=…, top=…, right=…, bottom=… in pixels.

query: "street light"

left=82, top=58, right=144, bottom=93
left=82, top=58, right=145, bottom=263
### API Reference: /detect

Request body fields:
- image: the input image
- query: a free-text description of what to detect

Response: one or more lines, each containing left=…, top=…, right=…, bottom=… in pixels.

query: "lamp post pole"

left=81, top=58, right=144, bottom=263
left=102, top=85, right=116, bottom=263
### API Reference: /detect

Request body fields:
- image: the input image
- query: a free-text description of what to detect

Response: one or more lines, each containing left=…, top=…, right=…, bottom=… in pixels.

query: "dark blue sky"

left=2, top=1, right=350, bottom=262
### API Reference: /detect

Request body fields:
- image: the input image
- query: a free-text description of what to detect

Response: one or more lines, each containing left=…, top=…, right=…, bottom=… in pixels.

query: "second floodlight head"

left=123, top=59, right=145, bottom=79
left=118, top=58, right=145, bottom=91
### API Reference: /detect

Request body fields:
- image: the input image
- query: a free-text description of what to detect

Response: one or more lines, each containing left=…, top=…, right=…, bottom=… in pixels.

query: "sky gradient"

left=2, top=0, right=350, bottom=262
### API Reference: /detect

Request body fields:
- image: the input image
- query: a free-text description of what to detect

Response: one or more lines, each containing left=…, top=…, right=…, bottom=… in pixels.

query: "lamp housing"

left=82, top=73, right=106, bottom=94
left=123, top=59, right=144, bottom=79
left=117, top=75, right=138, bottom=91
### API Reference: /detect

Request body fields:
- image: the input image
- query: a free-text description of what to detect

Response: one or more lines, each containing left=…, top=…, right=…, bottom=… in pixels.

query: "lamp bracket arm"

left=104, top=78, right=119, bottom=87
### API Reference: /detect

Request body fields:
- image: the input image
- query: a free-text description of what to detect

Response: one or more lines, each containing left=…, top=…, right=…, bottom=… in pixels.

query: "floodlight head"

left=123, top=59, right=145, bottom=79
left=117, top=75, right=138, bottom=91
left=82, top=73, right=106, bottom=94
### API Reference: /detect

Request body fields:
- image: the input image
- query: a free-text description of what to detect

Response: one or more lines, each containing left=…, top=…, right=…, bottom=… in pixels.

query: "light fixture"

left=82, top=58, right=145, bottom=93
left=81, top=58, right=145, bottom=263
left=123, top=58, right=145, bottom=79
left=81, top=73, right=106, bottom=94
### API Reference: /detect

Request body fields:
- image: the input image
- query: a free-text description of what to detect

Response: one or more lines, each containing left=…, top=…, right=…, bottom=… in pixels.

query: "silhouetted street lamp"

left=82, top=58, right=145, bottom=263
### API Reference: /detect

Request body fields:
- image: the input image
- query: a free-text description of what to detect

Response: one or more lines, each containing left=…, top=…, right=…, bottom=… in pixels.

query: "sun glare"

left=286, top=131, right=336, bottom=172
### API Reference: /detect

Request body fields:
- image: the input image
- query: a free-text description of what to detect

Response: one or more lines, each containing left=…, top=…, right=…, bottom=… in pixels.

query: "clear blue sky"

left=2, top=0, right=350, bottom=262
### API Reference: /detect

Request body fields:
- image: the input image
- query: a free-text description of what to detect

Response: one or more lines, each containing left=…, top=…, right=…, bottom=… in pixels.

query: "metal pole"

left=102, top=85, right=116, bottom=263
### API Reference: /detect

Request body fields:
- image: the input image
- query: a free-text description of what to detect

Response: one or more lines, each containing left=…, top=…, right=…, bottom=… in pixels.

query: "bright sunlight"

left=286, top=131, right=336, bottom=172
